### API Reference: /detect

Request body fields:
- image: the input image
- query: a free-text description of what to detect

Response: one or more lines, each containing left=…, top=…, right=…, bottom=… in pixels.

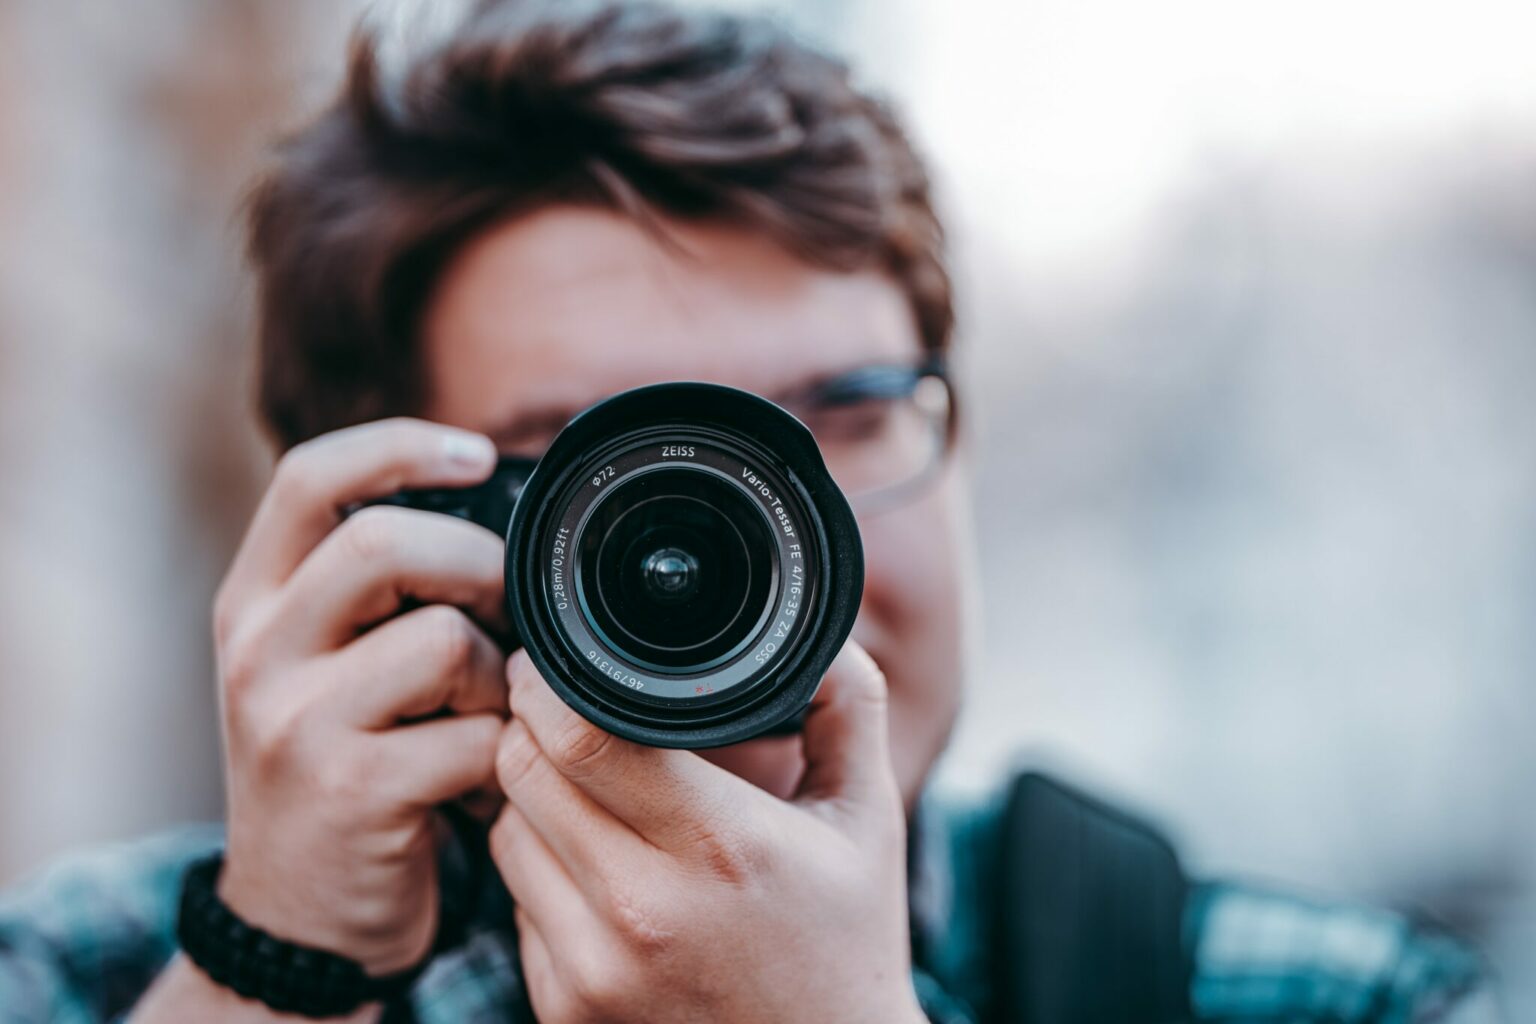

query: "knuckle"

left=271, top=443, right=323, bottom=507
left=504, top=654, right=550, bottom=712
left=546, top=715, right=613, bottom=779
left=680, top=818, right=765, bottom=887
left=850, top=657, right=890, bottom=703
left=422, top=605, right=478, bottom=675
left=570, top=951, right=642, bottom=1014
left=604, top=887, right=674, bottom=957
left=367, top=419, right=436, bottom=478
left=338, top=506, right=404, bottom=563
left=239, top=697, right=306, bottom=774
left=314, top=743, right=374, bottom=805
left=834, top=657, right=890, bottom=719
left=494, top=724, right=542, bottom=795
left=487, top=812, right=518, bottom=865
left=217, top=608, right=277, bottom=701
left=374, top=416, right=430, bottom=446
left=218, top=631, right=263, bottom=700
left=505, top=651, right=537, bottom=696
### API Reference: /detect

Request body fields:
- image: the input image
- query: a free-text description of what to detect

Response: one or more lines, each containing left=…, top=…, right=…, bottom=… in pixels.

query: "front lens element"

left=641, top=547, right=699, bottom=598
left=578, top=468, right=775, bottom=673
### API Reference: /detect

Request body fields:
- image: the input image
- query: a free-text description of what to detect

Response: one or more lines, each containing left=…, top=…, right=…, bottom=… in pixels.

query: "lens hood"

left=504, top=381, right=863, bottom=748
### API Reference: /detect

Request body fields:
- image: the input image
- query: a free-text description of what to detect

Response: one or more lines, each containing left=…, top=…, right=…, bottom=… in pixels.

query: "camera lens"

left=640, top=547, right=698, bottom=598
left=579, top=468, right=775, bottom=673
left=504, top=382, right=863, bottom=748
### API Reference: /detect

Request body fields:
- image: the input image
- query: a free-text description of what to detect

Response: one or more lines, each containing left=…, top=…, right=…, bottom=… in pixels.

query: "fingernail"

left=442, top=432, right=496, bottom=468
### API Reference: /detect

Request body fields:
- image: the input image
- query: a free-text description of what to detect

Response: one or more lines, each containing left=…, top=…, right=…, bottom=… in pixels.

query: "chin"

left=697, top=734, right=806, bottom=799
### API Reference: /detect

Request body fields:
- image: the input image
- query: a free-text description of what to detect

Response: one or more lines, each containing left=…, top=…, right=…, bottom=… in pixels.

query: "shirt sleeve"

left=1185, top=880, right=1494, bottom=1023
left=0, top=826, right=222, bottom=1024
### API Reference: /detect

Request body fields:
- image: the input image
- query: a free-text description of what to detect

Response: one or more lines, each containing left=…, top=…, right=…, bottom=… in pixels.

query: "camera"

left=368, top=382, right=863, bottom=748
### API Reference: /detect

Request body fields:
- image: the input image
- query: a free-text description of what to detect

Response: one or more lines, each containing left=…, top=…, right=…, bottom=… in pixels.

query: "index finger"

left=222, top=418, right=497, bottom=606
left=503, top=650, right=758, bottom=852
left=792, top=640, right=899, bottom=818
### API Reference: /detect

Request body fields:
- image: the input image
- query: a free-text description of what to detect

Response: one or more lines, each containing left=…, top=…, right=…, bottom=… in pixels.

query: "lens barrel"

left=505, top=382, right=863, bottom=748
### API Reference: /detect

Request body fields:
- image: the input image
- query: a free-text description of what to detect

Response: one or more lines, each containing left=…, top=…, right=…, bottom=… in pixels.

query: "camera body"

left=372, top=381, right=863, bottom=748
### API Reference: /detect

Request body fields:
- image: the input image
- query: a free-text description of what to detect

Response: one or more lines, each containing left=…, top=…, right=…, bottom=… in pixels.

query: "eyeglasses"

left=774, top=354, right=957, bottom=514
left=487, top=355, right=958, bottom=517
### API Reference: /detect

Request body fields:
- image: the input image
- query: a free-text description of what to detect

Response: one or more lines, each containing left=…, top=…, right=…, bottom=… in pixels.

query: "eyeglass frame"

left=381, top=352, right=961, bottom=532
left=771, top=351, right=958, bottom=514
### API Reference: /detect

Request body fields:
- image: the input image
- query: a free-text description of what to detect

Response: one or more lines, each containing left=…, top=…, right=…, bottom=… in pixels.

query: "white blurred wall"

left=2, top=0, right=1534, bottom=1014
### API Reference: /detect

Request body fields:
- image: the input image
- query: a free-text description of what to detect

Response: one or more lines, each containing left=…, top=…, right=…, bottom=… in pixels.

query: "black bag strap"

left=996, top=772, right=1194, bottom=1024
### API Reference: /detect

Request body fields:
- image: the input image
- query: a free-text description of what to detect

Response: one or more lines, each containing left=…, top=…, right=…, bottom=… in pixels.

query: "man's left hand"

left=489, top=640, right=926, bottom=1024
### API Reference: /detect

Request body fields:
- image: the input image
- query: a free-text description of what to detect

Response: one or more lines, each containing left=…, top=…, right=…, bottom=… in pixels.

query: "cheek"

left=852, top=476, right=971, bottom=799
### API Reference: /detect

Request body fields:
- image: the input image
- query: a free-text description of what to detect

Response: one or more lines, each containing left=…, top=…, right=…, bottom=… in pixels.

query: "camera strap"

left=996, top=771, right=1193, bottom=1024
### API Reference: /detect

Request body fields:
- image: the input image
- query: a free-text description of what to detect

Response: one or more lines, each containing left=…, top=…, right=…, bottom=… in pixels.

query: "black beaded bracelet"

left=176, top=854, right=427, bottom=1018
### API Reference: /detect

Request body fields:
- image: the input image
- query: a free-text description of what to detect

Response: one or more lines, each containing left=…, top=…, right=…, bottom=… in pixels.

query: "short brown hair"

left=247, top=0, right=954, bottom=450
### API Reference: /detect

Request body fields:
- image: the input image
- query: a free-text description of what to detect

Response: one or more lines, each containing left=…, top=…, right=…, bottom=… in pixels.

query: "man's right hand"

left=209, top=418, right=510, bottom=977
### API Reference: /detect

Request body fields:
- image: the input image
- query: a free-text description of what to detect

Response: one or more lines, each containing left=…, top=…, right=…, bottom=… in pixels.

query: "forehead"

left=420, top=206, right=919, bottom=442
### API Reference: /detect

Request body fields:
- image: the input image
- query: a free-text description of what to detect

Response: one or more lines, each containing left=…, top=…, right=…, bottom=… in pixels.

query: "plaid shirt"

left=0, top=788, right=1492, bottom=1023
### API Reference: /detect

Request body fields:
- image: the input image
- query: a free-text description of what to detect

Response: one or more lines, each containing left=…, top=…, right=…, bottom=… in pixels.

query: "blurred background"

left=1, top=0, right=1532, bottom=1014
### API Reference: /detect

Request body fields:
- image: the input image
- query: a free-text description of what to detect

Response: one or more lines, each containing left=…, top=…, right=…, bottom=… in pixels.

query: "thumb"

left=793, top=640, right=897, bottom=816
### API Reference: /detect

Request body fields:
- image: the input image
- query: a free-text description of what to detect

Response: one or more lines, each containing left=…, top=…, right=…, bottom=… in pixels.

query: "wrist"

left=133, top=954, right=382, bottom=1024
left=180, top=854, right=426, bottom=1019
left=217, top=854, right=432, bottom=976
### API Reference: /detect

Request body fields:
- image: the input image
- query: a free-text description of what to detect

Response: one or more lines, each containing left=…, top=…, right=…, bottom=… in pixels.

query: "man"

left=0, top=2, right=1495, bottom=1021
